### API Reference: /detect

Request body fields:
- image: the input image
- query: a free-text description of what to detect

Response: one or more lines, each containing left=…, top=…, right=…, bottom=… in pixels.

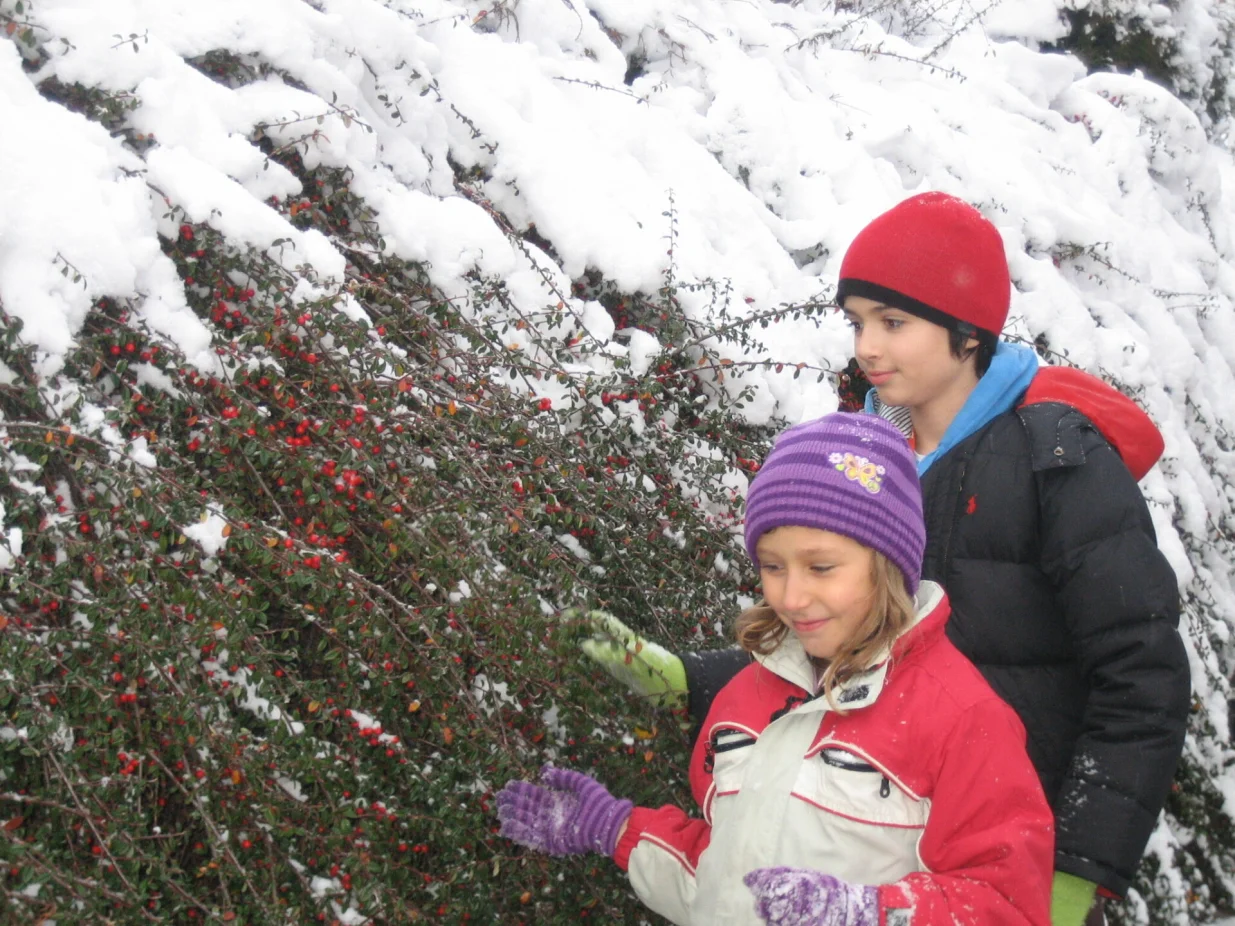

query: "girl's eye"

left=760, top=563, right=783, bottom=574
left=810, top=564, right=834, bottom=575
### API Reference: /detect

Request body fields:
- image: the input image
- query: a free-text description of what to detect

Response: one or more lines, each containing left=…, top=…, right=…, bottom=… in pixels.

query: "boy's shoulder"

left=1016, top=366, right=1163, bottom=480
left=947, top=365, right=1163, bottom=481
left=1013, top=401, right=1108, bottom=472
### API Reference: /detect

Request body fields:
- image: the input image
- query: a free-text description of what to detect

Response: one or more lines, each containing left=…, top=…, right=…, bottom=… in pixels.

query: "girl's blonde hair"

left=734, top=550, right=917, bottom=710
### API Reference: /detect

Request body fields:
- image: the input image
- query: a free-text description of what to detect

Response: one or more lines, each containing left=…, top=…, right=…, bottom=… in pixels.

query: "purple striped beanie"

left=743, top=412, right=925, bottom=594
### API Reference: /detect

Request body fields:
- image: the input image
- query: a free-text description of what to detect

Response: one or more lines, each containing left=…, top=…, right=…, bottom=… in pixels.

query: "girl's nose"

left=780, top=568, right=811, bottom=611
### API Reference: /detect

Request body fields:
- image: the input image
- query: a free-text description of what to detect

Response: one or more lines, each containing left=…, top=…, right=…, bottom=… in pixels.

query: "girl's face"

left=842, top=295, right=978, bottom=413
left=755, top=526, right=876, bottom=662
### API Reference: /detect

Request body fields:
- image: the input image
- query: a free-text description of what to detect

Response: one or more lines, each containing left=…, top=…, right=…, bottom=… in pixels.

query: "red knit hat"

left=836, top=192, right=1011, bottom=337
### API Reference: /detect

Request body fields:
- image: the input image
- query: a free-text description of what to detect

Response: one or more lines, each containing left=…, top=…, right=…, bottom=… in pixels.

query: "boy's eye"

left=883, top=316, right=905, bottom=330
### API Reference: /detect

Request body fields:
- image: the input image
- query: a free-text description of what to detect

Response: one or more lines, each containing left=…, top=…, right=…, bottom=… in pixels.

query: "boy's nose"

left=854, top=326, right=880, bottom=363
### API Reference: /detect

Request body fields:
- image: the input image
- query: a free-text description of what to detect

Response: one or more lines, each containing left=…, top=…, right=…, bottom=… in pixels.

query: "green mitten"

left=570, top=609, right=688, bottom=708
left=1051, top=871, right=1098, bottom=926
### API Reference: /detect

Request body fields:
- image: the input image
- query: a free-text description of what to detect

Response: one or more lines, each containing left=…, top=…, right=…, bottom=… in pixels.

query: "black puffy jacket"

left=684, top=398, right=1191, bottom=896
left=923, top=400, right=1189, bottom=895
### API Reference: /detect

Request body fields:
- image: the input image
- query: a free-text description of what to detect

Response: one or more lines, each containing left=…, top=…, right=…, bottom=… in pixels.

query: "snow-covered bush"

left=0, top=18, right=846, bottom=921
left=1048, top=0, right=1235, bottom=143
left=3, top=0, right=1235, bottom=923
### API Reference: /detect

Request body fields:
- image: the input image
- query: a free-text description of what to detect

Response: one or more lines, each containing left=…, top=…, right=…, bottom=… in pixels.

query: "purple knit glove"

left=744, top=867, right=879, bottom=926
left=496, top=765, right=633, bottom=857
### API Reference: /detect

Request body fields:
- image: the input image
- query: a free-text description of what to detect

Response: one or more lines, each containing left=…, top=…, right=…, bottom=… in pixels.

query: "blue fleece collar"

left=864, top=341, right=1040, bottom=475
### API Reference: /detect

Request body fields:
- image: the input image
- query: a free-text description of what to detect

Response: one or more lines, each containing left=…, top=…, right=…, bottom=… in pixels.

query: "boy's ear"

left=953, top=322, right=981, bottom=361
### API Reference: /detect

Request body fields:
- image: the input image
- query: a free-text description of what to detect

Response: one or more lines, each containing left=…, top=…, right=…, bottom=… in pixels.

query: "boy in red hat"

left=580, top=193, right=1191, bottom=926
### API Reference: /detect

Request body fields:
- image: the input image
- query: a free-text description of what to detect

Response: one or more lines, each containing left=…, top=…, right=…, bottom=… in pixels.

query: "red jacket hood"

left=1021, top=367, right=1164, bottom=481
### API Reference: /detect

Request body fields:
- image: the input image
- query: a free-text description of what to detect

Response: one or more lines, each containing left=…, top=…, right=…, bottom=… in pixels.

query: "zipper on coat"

left=820, top=749, right=893, bottom=798
left=712, top=731, right=756, bottom=753
left=940, top=457, right=968, bottom=581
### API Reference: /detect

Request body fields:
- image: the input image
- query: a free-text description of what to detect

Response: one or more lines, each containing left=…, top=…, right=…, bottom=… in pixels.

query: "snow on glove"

left=567, top=608, right=687, bottom=707
left=496, top=765, right=633, bottom=857
left=744, top=867, right=879, bottom=926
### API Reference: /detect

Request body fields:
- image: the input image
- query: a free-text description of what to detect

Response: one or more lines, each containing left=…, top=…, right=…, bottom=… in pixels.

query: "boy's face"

left=755, top=526, right=876, bottom=662
left=842, top=296, right=979, bottom=414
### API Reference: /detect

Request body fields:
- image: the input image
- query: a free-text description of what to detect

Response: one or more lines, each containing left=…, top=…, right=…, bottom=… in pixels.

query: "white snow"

left=275, top=775, right=308, bottom=803
left=0, top=500, right=22, bottom=570
left=4, top=0, right=1235, bottom=920
left=310, top=875, right=341, bottom=898
left=472, top=672, right=522, bottom=717
left=181, top=503, right=231, bottom=557
left=556, top=532, right=591, bottom=563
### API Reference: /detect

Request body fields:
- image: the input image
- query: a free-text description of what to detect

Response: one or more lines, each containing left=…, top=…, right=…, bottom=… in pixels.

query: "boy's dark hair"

left=949, top=327, right=997, bottom=376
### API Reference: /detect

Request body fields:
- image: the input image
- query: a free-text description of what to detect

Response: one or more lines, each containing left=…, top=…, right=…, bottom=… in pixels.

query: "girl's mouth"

left=793, top=617, right=832, bottom=633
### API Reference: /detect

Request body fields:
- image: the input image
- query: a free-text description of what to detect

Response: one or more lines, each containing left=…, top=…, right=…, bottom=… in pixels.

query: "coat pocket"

left=702, top=726, right=757, bottom=825
left=796, top=746, right=928, bottom=830
left=784, top=745, right=929, bottom=883
left=709, top=728, right=756, bottom=795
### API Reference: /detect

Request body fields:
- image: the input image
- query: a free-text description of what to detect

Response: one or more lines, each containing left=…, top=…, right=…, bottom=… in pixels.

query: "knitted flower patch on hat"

left=829, top=452, right=885, bottom=494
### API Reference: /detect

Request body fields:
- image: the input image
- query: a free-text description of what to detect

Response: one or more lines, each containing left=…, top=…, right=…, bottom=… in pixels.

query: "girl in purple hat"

left=495, top=412, right=1054, bottom=926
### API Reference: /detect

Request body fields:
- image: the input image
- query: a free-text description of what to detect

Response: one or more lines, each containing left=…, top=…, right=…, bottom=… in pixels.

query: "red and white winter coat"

left=613, top=581, right=1054, bottom=925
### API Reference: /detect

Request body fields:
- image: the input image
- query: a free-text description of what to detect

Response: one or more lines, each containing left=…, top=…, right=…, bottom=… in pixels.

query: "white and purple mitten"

left=744, top=866, right=879, bottom=926
left=496, top=765, right=632, bottom=857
